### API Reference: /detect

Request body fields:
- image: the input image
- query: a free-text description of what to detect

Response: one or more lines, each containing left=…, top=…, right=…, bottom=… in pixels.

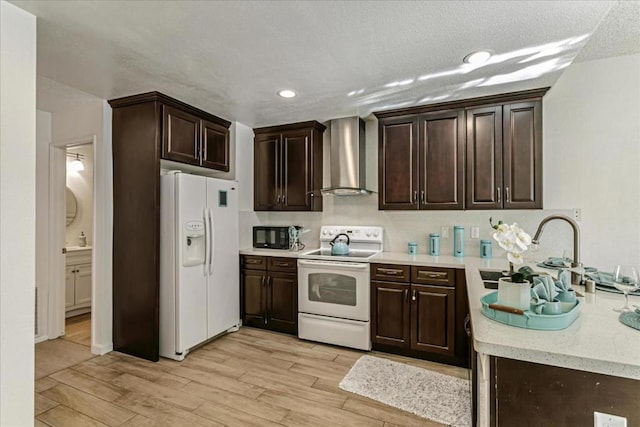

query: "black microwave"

left=253, top=226, right=298, bottom=249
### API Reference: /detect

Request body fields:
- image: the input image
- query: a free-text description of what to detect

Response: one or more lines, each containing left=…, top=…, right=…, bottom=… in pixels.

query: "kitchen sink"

left=479, top=270, right=506, bottom=289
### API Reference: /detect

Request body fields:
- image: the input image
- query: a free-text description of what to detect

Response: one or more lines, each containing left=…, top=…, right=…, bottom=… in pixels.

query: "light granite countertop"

left=239, top=247, right=317, bottom=258
left=370, top=252, right=640, bottom=380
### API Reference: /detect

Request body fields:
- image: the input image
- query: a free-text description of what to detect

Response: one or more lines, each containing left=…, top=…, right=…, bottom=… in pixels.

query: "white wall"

left=50, top=100, right=113, bottom=354
left=544, top=54, right=640, bottom=270
left=0, top=1, right=36, bottom=424
left=239, top=55, right=640, bottom=272
left=66, top=144, right=94, bottom=246
left=36, top=110, right=52, bottom=340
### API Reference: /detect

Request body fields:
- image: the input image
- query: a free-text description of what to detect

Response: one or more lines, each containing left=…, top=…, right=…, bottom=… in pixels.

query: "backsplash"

left=240, top=195, right=575, bottom=265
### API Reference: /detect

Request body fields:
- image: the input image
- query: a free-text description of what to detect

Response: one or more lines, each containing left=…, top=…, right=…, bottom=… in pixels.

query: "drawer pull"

left=418, top=271, right=448, bottom=279
left=275, top=262, right=291, bottom=267
left=246, top=259, right=261, bottom=264
left=378, top=268, right=404, bottom=275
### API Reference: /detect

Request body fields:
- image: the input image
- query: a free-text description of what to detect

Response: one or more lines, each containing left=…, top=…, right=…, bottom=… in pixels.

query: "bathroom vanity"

left=65, top=246, right=92, bottom=318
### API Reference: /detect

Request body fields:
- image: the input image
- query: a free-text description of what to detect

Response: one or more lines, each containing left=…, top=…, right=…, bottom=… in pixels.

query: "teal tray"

left=480, top=291, right=581, bottom=330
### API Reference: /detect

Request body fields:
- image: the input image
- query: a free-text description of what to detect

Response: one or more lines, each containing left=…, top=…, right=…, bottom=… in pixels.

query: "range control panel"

left=319, top=226, right=383, bottom=243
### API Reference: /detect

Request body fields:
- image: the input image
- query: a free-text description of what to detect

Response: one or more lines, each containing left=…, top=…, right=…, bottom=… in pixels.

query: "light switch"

left=441, top=227, right=449, bottom=238
left=471, top=227, right=480, bottom=239
left=594, top=411, right=627, bottom=427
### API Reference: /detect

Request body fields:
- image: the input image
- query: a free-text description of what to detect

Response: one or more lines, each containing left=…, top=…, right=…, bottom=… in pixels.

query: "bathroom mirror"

left=66, top=187, right=77, bottom=226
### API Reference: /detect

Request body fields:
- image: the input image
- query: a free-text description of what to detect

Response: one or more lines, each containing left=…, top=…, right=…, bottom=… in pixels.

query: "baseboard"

left=34, top=335, right=48, bottom=344
left=91, top=342, right=113, bottom=355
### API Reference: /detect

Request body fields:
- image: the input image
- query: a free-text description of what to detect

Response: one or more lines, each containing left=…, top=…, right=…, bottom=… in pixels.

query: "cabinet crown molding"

left=373, top=87, right=550, bottom=119
left=253, top=120, right=326, bottom=134
left=108, top=91, right=231, bottom=128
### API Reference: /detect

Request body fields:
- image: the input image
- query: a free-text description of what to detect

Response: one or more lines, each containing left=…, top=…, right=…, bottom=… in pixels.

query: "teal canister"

left=428, top=233, right=440, bottom=256
left=480, top=239, right=492, bottom=259
left=453, top=226, right=465, bottom=257
left=408, top=242, right=418, bottom=255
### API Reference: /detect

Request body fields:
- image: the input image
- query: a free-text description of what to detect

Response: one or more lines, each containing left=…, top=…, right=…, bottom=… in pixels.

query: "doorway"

left=63, top=143, right=94, bottom=347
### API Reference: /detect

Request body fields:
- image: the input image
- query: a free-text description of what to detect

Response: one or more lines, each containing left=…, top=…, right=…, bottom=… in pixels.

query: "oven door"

left=298, top=259, right=370, bottom=321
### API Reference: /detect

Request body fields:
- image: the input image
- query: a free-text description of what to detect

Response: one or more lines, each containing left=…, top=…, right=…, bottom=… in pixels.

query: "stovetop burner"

left=300, top=226, right=384, bottom=262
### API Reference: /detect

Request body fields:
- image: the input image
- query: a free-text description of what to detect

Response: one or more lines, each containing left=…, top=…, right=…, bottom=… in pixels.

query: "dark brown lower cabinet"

left=371, top=264, right=466, bottom=366
left=240, top=255, right=297, bottom=335
left=411, top=284, right=455, bottom=356
left=489, top=357, right=640, bottom=426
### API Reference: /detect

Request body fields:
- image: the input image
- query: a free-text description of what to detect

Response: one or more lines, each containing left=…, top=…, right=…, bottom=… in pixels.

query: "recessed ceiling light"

left=463, top=50, right=492, bottom=64
left=278, top=89, right=296, bottom=98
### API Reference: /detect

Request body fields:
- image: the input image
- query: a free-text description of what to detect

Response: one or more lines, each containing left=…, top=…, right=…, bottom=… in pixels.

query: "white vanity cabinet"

left=65, top=247, right=92, bottom=317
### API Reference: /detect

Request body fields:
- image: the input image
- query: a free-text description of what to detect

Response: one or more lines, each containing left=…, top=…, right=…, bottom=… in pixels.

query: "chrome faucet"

left=531, top=215, right=583, bottom=285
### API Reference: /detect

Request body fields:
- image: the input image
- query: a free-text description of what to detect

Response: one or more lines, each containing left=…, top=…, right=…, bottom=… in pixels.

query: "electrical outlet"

left=573, top=208, right=582, bottom=222
left=471, top=227, right=480, bottom=239
left=441, top=226, right=449, bottom=238
left=594, top=412, right=627, bottom=427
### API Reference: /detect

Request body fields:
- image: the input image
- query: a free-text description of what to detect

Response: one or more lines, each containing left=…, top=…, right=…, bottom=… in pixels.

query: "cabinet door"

left=466, top=105, right=503, bottom=209
left=267, top=272, right=298, bottom=334
left=74, top=263, right=92, bottom=308
left=503, top=101, right=542, bottom=209
left=418, top=110, right=464, bottom=210
left=371, top=281, right=410, bottom=348
left=65, top=266, right=75, bottom=308
left=162, top=105, right=200, bottom=165
left=281, top=130, right=312, bottom=211
left=241, top=269, right=267, bottom=328
left=201, top=119, right=229, bottom=171
left=254, top=133, right=280, bottom=211
left=379, top=116, right=419, bottom=210
left=411, top=284, right=455, bottom=356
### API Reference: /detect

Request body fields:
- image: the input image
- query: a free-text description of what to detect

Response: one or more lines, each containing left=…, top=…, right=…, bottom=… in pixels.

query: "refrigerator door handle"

left=208, top=207, right=215, bottom=275
left=203, top=207, right=210, bottom=277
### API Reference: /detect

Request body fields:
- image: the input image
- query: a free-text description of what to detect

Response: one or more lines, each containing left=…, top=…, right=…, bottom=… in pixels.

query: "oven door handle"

left=297, top=259, right=369, bottom=270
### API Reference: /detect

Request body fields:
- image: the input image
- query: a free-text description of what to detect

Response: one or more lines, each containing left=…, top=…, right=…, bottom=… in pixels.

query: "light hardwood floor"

left=62, top=313, right=92, bottom=347
left=35, top=327, right=469, bottom=426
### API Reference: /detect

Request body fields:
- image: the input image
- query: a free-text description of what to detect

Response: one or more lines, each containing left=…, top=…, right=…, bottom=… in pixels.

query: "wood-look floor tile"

left=194, top=401, right=286, bottom=427
left=120, top=414, right=158, bottom=426
left=288, top=361, right=350, bottom=382
left=280, top=411, right=336, bottom=427
left=62, top=314, right=92, bottom=347
left=35, top=393, right=59, bottom=415
left=182, top=381, right=289, bottom=423
left=35, top=377, right=59, bottom=393
left=73, top=361, right=123, bottom=382
left=50, top=369, right=126, bottom=402
left=240, top=372, right=347, bottom=409
left=111, top=373, right=205, bottom=411
left=258, top=389, right=384, bottom=427
left=342, top=397, right=445, bottom=427
left=170, top=365, right=265, bottom=398
left=34, top=419, right=50, bottom=427
left=180, top=352, right=246, bottom=379
left=237, top=327, right=316, bottom=349
left=42, top=384, right=136, bottom=426
left=239, top=364, right=318, bottom=388
left=219, top=348, right=296, bottom=370
left=37, top=405, right=109, bottom=427
left=35, top=339, right=95, bottom=379
left=114, top=392, right=222, bottom=426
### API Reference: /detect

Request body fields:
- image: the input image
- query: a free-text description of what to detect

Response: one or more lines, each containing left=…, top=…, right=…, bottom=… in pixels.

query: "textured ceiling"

left=14, top=0, right=637, bottom=127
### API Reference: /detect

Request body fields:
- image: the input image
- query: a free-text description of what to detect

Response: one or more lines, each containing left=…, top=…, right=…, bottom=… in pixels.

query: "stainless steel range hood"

left=321, top=117, right=372, bottom=196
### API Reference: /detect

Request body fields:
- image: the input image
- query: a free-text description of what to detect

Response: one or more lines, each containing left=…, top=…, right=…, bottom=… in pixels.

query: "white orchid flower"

left=491, top=221, right=532, bottom=265
left=507, top=251, right=524, bottom=264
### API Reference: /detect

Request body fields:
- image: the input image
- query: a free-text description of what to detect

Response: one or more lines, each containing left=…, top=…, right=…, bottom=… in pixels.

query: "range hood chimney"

left=321, top=117, right=372, bottom=196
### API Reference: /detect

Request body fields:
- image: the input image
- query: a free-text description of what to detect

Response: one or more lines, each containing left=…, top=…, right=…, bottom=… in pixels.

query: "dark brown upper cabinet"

left=378, top=110, right=464, bottom=210
left=162, top=104, right=230, bottom=172
left=466, top=100, right=542, bottom=209
left=253, top=121, right=325, bottom=212
left=375, top=88, right=548, bottom=210
left=108, top=91, right=230, bottom=362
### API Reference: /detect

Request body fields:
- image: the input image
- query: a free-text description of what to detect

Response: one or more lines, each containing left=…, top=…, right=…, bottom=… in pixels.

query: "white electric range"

left=297, top=226, right=383, bottom=350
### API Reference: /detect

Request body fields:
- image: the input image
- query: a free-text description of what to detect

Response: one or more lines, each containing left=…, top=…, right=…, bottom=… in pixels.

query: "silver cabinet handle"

left=420, top=190, right=425, bottom=204
left=413, top=191, right=417, bottom=204
left=505, top=186, right=510, bottom=203
left=412, top=289, right=417, bottom=301
left=378, top=268, right=404, bottom=275
left=418, top=270, right=447, bottom=279
left=277, top=195, right=281, bottom=204
left=497, top=187, right=501, bottom=202
left=282, top=194, right=286, bottom=205
left=404, top=289, right=409, bottom=302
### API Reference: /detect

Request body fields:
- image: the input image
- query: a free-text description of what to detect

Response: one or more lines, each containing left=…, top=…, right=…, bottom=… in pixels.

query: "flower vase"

left=497, top=278, right=531, bottom=310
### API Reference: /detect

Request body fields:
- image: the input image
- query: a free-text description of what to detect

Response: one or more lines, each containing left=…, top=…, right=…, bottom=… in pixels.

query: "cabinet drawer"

left=411, top=266, right=455, bottom=286
left=241, top=255, right=267, bottom=270
left=371, top=264, right=410, bottom=283
left=267, top=257, right=297, bottom=273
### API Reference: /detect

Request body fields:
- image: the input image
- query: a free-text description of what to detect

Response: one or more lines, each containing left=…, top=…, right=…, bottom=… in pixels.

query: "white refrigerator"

left=159, top=172, right=240, bottom=361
